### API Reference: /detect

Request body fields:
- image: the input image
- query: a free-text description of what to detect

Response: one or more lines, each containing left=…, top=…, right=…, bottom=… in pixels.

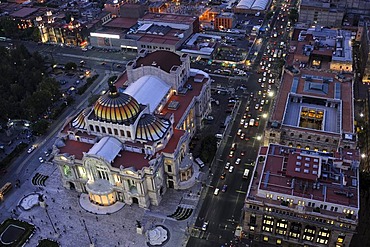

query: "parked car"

left=229, top=166, right=234, bottom=173
left=225, top=162, right=230, bottom=170
left=222, top=184, right=228, bottom=192
left=202, top=221, right=209, bottom=231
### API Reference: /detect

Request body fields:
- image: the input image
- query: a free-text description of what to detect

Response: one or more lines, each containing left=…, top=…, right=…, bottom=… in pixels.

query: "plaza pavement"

left=0, top=161, right=207, bottom=247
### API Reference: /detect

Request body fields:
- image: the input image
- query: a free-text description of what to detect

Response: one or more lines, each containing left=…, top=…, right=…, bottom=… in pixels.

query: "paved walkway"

left=0, top=159, right=205, bottom=247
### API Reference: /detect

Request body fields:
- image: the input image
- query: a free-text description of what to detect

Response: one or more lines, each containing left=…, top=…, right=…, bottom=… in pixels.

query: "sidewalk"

left=8, top=161, right=204, bottom=247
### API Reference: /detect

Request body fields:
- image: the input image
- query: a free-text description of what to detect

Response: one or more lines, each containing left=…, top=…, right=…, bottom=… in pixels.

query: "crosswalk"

left=31, top=173, right=49, bottom=187
left=167, top=204, right=194, bottom=221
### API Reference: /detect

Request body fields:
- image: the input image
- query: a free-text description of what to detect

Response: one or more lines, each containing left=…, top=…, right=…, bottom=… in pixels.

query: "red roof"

left=104, top=17, right=137, bottom=29
left=161, top=129, right=185, bottom=154
left=160, top=76, right=206, bottom=125
left=253, top=144, right=359, bottom=208
left=112, top=150, right=148, bottom=170
left=135, top=50, right=181, bottom=73
left=59, top=139, right=93, bottom=160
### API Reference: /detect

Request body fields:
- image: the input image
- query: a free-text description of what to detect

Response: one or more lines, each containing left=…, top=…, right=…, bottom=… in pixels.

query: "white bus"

left=243, top=169, right=250, bottom=179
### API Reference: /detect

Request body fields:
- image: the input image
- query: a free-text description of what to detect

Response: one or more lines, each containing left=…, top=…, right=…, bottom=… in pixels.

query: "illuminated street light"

left=262, top=113, right=268, bottom=119
left=256, top=136, right=262, bottom=141
left=268, top=91, right=274, bottom=97
left=361, top=153, right=366, bottom=159
left=360, top=113, right=364, bottom=118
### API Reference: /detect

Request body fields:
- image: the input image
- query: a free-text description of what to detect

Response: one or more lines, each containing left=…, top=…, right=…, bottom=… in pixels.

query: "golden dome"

left=94, top=92, right=140, bottom=124
left=136, top=114, right=170, bottom=141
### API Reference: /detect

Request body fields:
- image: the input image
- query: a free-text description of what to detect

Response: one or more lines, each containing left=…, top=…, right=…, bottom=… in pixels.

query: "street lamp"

left=360, top=113, right=364, bottom=118
left=268, top=91, right=274, bottom=97
left=262, top=113, right=268, bottom=119
left=361, top=153, right=366, bottom=159
left=256, top=136, right=262, bottom=141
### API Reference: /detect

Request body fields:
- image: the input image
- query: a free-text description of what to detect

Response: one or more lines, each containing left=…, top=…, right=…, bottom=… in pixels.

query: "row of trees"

left=0, top=45, right=61, bottom=125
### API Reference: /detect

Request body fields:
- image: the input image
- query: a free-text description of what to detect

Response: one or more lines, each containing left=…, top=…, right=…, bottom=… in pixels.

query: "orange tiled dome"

left=94, top=91, right=140, bottom=124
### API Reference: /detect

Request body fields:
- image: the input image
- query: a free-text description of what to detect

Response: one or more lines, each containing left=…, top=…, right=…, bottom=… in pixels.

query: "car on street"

left=237, top=129, right=242, bottom=136
left=225, top=162, right=230, bottom=170
left=202, top=221, right=209, bottom=231
left=229, top=150, right=234, bottom=158
left=214, top=188, right=220, bottom=196
left=222, top=184, right=228, bottom=192
left=240, top=133, right=245, bottom=140
left=38, top=157, right=44, bottom=163
left=231, top=143, right=237, bottom=151
left=241, top=151, right=245, bottom=156
left=27, top=145, right=36, bottom=154
left=229, top=166, right=234, bottom=173
left=235, top=158, right=241, bottom=165
left=220, top=172, right=226, bottom=179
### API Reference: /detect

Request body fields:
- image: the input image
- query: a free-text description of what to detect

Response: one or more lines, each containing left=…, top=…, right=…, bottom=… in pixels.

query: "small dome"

left=71, top=109, right=89, bottom=129
left=94, top=92, right=140, bottom=124
left=136, top=114, right=170, bottom=141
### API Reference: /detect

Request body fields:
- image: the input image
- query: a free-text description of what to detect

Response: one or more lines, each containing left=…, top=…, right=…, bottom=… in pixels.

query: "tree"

left=200, top=135, right=218, bottom=163
left=65, top=62, right=77, bottom=70
left=31, top=119, right=49, bottom=135
left=266, top=11, right=274, bottom=20
left=288, top=9, right=299, bottom=24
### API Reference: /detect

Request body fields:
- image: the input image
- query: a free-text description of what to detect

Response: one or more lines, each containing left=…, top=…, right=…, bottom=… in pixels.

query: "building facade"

left=52, top=50, right=212, bottom=208
left=243, top=144, right=359, bottom=247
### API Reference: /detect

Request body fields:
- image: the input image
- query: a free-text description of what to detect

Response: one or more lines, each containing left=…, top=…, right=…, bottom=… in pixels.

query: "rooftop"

left=248, top=143, right=359, bottom=210
left=135, top=50, right=182, bottom=73
left=140, top=13, right=197, bottom=26
left=271, top=69, right=354, bottom=133
left=104, top=17, right=138, bottom=29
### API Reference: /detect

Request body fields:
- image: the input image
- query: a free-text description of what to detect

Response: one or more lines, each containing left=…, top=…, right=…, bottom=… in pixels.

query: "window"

left=299, top=134, right=302, bottom=138
left=262, top=215, right=274, bottom=233
left=275, top=219, right=288, bottom=235
left=96, top=166, right=109, bottom=181
left=263, top=236, right=269, bottom=242
left=290, top=133, right=294, bottom=136
left=89, top=125, right=94, bottom=131
left=337, top=234, right=345, bottom=243
left=114, top=129, right=118, bottom=135
left=276, top=239, right=282, bottom=245
left=120, top=130, right=125, bottom=137
left=317, top=228, right=330, bottom=244
left=167, top=165, right=172, bottom=172
left=303, top=225, right=316, bottom=242
left=250, top=214, right=256, bottom=226
left=108, top=128, right=112, bottom=134
left=289, top=222, right=302, bottom=239
left=101, top=127, right=106, bottom=133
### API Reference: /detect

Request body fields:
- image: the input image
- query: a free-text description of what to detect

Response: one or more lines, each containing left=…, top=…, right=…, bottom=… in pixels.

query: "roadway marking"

left=235, top=190, right=246, bottom=194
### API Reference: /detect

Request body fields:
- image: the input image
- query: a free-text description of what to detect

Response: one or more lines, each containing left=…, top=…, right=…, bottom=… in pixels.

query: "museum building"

left=52, top=50, right=212, bottom=208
